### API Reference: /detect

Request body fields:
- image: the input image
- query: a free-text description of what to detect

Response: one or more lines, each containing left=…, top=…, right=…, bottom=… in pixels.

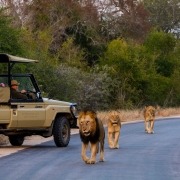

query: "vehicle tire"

left=9, top=135, right=24, bottom=146
left=53, top=116, right=70, bottom=147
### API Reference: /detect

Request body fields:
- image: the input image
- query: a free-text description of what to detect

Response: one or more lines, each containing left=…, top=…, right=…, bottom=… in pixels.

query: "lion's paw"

left=83, top=157, right=90, bottom=164
left=109, top=144, right=114, bottom=148
left=114, top=145, right=119, bottom=149
left=108, top=141, right=114, bottom=148
left=147, top=130, right=154, bottom=134
left=99, top=158, right=104, bottom=162
left=86, top=159, right=96, bottom=164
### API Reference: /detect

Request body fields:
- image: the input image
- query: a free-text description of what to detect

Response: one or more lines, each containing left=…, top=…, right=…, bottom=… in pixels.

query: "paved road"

left=0, top=117, right=180, bottom=180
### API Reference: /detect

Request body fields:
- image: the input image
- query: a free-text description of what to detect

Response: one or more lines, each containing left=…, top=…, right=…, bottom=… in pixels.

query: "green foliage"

left=144, top=30, right=176, bottom=54
left=99, top=35, right=180, bottom=108
left=171, top=69, right=180, bottom=106
left=0, top=9, right=23, bottom=55
left=0, top=2, right=180, bottom=110
left=137, top=32, right=179, bottom=107
left=36, top=63, right=112, bottom=111
left=55, top=37, right=86, bottom=68
left=24, top=0, right=105, bottom=66
left=142, top=74, right=171, bottom=106
left=144, top=30, right=177, bottom=77
left=100, top=39, right=145, bottom=108
left=68, top=21, right=106, bottom=65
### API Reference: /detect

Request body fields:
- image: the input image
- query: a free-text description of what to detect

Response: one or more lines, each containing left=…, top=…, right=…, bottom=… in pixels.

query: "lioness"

left=144, top=106, right=156, bottom=134
left=107, top=111, right=121, bottom=149
left=78, top=110, right=105, bottom=164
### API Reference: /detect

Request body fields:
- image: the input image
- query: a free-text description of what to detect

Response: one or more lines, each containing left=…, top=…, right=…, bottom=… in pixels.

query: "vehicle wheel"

left=53, top=116, right=70, bottom=147
left=9, top=135, right=24, bottom=146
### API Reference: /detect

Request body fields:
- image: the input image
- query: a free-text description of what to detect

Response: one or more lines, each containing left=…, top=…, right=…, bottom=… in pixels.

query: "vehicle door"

left=11, top=76, right=46, bottom=128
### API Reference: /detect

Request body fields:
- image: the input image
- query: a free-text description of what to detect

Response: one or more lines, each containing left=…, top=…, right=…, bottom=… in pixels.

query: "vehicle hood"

left=43, top=98, right=76, bottom=106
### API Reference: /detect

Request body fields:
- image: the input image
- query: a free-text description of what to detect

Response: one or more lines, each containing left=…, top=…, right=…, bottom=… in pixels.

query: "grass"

left=1, top=106, right=180, bottom=145
left=97, top=106, right=180, bottom=126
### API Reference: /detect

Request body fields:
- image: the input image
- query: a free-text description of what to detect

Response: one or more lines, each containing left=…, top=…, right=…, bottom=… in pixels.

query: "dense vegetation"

left=0, top=0, right=179, bottom=110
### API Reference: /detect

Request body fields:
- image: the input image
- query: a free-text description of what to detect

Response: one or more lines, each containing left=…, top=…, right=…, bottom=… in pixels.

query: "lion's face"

left=78, top=111, right=97, bottom=137
left=108, top=111, right=121, bottom=126
left=144, top=106, right=155, bottom=119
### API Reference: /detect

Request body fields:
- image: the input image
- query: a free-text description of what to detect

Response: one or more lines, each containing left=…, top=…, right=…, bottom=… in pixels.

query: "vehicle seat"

left=0, top=87, right=10, bottom=103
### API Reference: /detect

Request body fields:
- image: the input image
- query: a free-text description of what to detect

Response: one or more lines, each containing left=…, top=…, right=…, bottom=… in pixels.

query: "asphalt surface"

left=0, top=129, right=79, bottom=157
left=0, top=117, right=180, bottom=180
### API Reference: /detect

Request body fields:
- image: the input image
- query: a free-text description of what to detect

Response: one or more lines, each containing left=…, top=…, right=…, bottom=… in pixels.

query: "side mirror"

left=37, top=92, right=41, bottom=99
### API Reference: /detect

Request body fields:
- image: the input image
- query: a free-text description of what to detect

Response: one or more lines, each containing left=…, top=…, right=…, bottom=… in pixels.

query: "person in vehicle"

left=11, top=80, right=28, bottom=99
left=0, top=83, right=5, bottom=87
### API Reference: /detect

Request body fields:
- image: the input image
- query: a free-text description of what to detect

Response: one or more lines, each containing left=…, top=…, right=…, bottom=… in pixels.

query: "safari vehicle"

left=0, top=53, right=78, bottom=147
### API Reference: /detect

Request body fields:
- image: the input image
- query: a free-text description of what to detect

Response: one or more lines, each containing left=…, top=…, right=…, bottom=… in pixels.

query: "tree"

left=99, top=39, right=145, bottom=108
left=98, top=0, right=151, bottom=41
left=55, top=37, right=86, bottom=69
left=0, top=8, right=23, bottom=55
left=9, top=0, right=105, bottom=65
left=144, top=30, right=176, bottom=77
left=144, top=0, right=180, bottom=37
left=141, top=30, right=179, bottom=107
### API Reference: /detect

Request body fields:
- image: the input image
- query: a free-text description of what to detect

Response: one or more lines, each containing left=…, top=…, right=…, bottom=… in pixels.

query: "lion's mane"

left=78, top=110, right=105, bottom=164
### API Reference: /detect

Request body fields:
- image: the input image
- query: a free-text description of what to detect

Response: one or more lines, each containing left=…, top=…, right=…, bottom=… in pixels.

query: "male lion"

left=144, top=106, right=156, bottom=134
left=107, top=111, right=121, bottom=149
left=78, top=110, right=105, bottom=164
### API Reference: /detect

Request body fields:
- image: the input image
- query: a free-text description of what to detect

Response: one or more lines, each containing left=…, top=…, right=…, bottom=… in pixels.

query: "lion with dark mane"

left=78, top=110, right=105, bottom=164
left=144, top=106, right=156, bottom=134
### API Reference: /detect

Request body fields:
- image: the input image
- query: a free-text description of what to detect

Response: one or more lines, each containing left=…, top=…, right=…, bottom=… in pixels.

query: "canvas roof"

left=0, top=54, right=38, bottom=63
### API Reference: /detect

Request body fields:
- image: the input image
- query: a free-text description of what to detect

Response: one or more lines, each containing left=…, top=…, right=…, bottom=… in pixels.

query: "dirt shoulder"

left=0, top=128, right=79, bottom=158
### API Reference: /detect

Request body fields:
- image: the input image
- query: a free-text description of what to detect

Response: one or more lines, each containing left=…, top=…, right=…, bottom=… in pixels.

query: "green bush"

left=0, top=9, right=23, bottom=55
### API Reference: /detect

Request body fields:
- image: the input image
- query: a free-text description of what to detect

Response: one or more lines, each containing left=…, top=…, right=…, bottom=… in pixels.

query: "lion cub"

left=107, top=111, right=121, bottom=149
left=144, top=106, right=156, bottom=134
left=78, top=110, right=105, bottom=164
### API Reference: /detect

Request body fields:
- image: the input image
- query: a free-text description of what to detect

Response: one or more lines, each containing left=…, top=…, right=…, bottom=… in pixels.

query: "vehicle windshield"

left=0, top=75, right=35, bottom=92
left=0, top=74, right=44, bottom=103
